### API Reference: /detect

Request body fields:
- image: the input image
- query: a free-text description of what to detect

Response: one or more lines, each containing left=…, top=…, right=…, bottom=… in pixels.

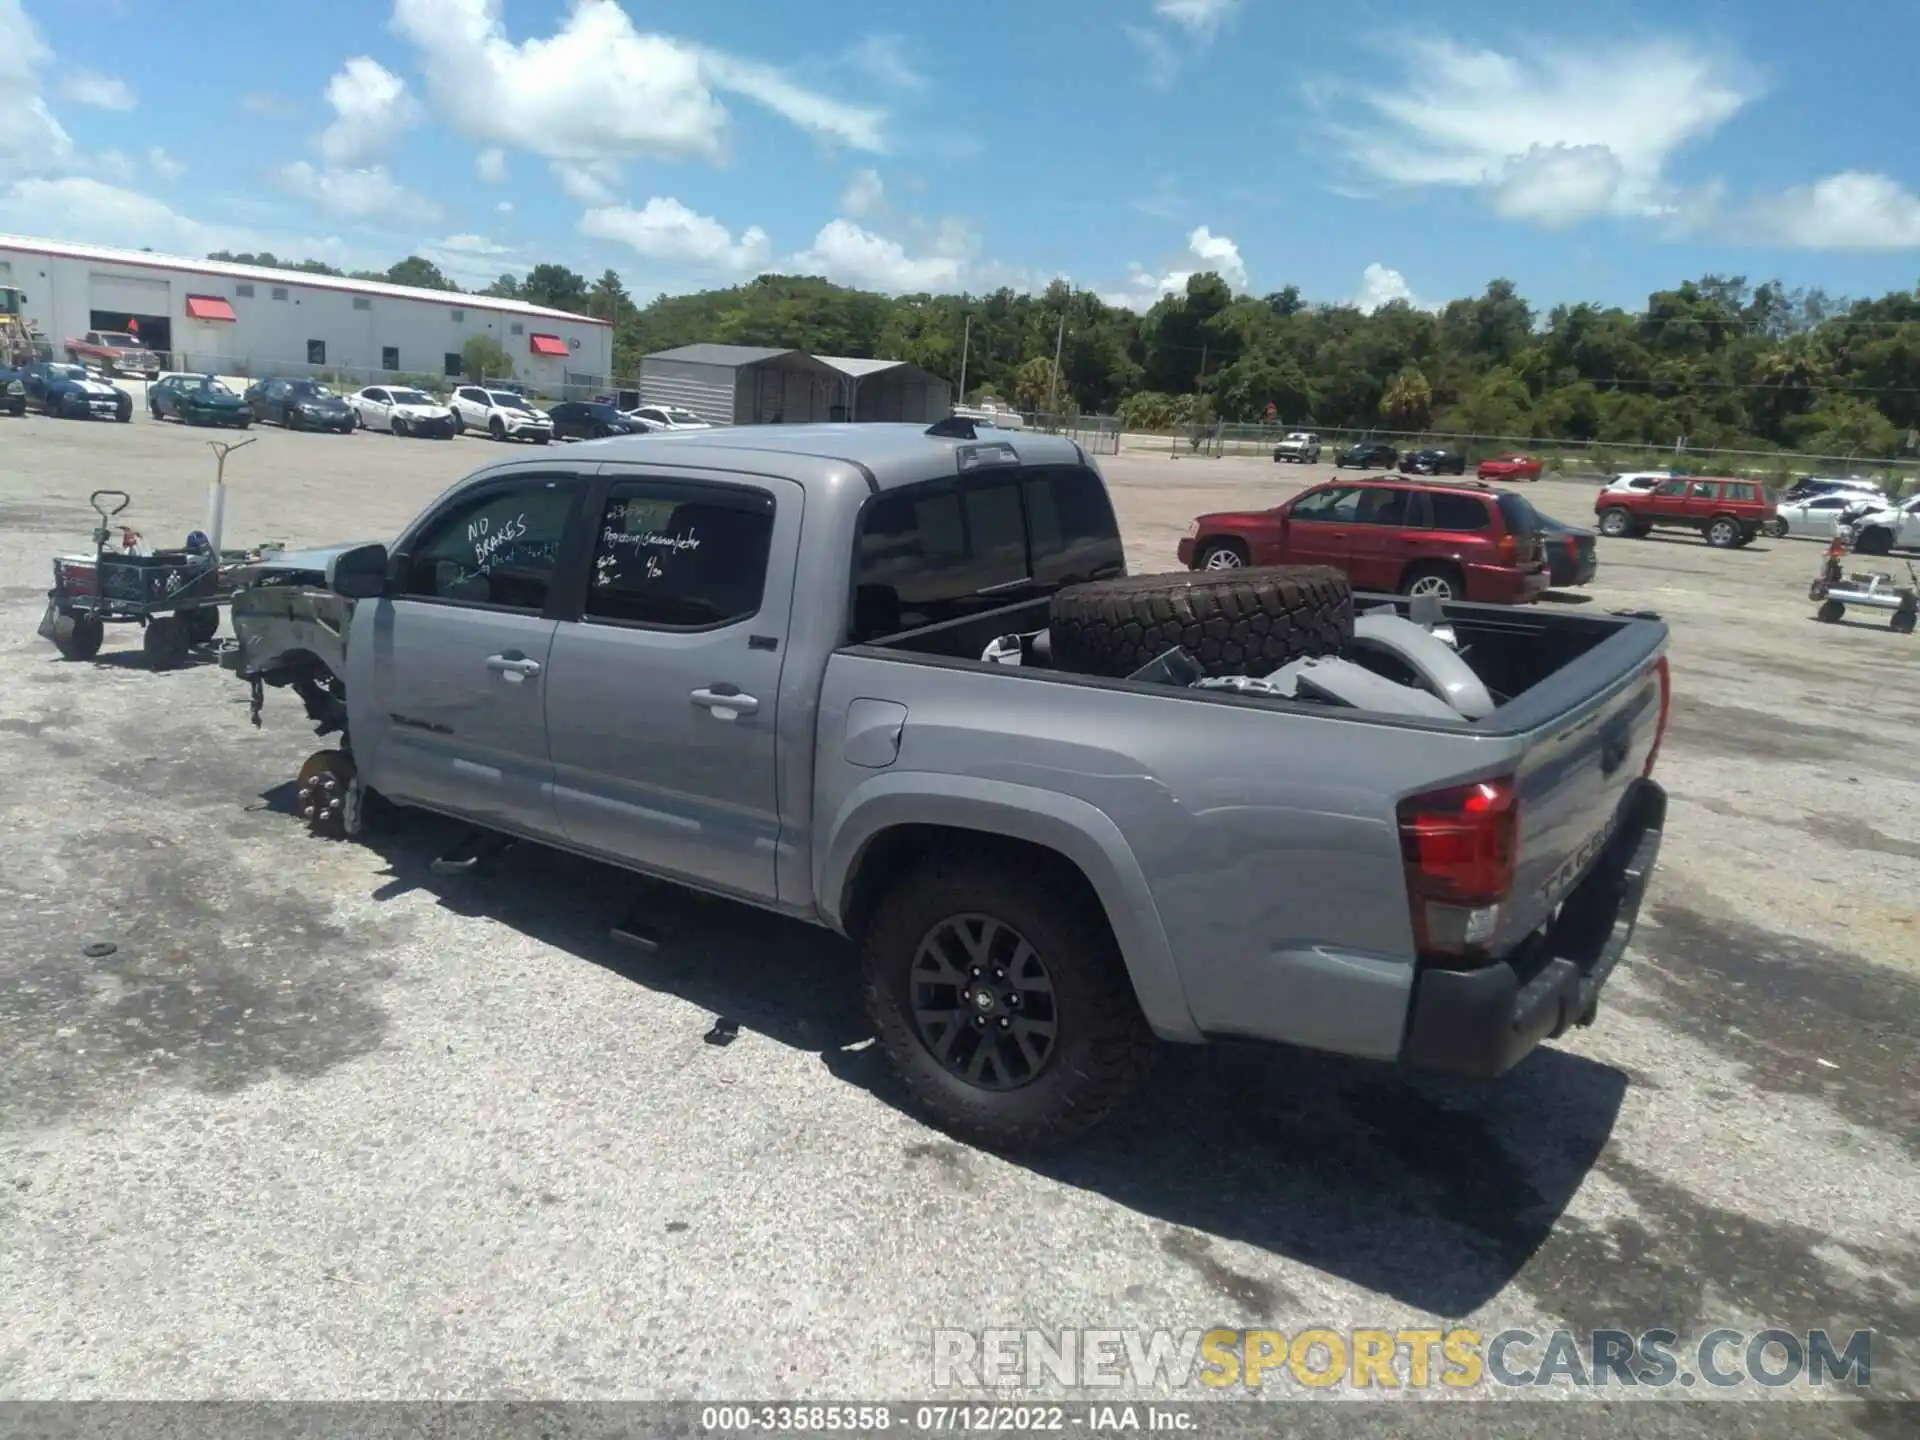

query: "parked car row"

left=1322, top=440, right=1544, bottom=482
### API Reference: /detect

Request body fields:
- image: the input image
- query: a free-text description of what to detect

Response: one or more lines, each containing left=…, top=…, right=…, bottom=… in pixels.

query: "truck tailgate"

left=1499, top=633, right=1670, bottom=950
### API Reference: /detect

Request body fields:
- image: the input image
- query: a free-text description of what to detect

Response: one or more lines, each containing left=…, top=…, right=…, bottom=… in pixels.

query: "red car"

left=1594, top=476, right=1776, bottom=548
left=64, top=328, right=161, bottom=379
left=1176, top=477, right=1551, bottom=604
left=1477, top=453, right=1542, bottom=482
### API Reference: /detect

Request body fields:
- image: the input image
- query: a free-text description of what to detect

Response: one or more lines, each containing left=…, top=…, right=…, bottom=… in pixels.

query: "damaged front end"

left=222, top=547, right=362, bottom=740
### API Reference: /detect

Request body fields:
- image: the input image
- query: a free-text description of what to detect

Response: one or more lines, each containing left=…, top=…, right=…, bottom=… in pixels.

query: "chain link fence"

left=1121, top=420, right=1920, bottom=498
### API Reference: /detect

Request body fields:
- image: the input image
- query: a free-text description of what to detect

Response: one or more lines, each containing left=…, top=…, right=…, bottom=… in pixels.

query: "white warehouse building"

left=0, top=234, right=613, bottom=392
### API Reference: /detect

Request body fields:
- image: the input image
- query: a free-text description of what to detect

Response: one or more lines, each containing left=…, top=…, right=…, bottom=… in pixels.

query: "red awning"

left=185, top=294, right=237, bottom=322
left=528, top=332, right=568, bottom=357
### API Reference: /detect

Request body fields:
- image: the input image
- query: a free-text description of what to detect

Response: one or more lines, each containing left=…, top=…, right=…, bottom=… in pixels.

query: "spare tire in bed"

left=1048, top=565, right=1353, bottom=679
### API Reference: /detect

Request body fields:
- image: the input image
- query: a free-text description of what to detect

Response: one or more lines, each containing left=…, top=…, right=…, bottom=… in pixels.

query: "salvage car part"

left=1202, top=656, right=1468, bottom=720
left=1349, top=613, right=1496, bottom=719
left=1048, top=565, right=1352, bottom=678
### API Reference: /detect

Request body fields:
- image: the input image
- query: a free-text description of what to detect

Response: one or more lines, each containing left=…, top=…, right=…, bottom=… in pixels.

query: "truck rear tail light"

left=1644, top=656, right=1671, bottom=777
left=1398, top=776, right=1519, bottom=961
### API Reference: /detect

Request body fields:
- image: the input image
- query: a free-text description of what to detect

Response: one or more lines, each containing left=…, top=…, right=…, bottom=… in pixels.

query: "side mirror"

left=327, top=543, right=390, bottom=599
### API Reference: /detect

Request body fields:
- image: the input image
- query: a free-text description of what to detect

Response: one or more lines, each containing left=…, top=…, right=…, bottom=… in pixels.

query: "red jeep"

left=1177, top=477, right=1550, bottom=603
left=1593, top=476, right=1775, bottom=548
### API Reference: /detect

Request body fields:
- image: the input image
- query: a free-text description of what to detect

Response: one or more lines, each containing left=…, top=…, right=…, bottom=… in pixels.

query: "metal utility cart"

left=39, top=490, right=250, bottom=668
left=1808, top=535, right=1918, bottom=634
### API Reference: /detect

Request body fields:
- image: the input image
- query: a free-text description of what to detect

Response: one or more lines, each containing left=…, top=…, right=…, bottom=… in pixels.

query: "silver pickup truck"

left=227, top=421, right=1670, bottom=1150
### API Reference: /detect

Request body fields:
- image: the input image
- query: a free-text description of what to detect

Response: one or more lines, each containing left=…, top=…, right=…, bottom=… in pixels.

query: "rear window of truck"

left=851, top=465, right=1122, bottom=641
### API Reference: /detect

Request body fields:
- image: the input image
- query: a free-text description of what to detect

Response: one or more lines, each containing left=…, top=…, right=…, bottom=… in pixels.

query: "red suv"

left=1593, top=476, right=1775, bottom=548
left=1176, top=478, right=1550, bottom=603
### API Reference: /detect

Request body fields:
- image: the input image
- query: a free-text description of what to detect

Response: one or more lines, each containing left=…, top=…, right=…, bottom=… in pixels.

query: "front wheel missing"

left=296, top=749, right=356, bottom=838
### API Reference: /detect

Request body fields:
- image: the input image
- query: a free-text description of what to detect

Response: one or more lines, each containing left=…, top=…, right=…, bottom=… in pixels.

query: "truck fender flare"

left=817, top=772, right=1202, bottom=1042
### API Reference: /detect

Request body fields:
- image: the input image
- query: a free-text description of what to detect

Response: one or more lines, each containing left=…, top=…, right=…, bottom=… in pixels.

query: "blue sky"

left=5, top=0, right=1920, bottom=314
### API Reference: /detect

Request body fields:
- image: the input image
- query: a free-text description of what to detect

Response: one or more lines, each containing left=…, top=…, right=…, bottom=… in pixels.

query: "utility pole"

left=957, top=314, right=971, bottom=407
left=1046, top=310, right=1066, bottom=418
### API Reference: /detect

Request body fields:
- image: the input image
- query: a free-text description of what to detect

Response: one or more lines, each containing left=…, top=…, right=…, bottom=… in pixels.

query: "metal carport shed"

left=639, top=344, right=951, bottom=426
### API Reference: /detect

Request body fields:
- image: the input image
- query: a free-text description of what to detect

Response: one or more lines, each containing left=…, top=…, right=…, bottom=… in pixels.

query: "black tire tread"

left=1048, top=565, right=1352, bottom=678
left=862, top=850, right=1152, bottom=1150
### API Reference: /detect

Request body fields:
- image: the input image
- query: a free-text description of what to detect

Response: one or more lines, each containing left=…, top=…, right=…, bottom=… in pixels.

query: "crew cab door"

left=542, top=468, right=801, bottom=902
left=348, top=470, right=589, bottom=837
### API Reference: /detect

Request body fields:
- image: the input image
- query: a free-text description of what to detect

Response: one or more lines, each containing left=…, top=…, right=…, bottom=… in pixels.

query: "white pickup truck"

left=1273, top=431, right=1322, bottom=463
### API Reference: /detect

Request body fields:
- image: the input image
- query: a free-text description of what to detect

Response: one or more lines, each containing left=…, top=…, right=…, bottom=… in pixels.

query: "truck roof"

left=575, top=422, right=1089, bottom=492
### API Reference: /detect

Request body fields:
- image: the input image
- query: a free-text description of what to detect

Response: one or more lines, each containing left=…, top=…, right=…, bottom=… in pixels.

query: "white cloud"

left=1743, top=171, right=1920, bottom=250
left=1490, top=144, right=1627, bottom=227
left=1333, top=34, right=1756, bottom=225
left=0, top=175, right=359, bottom=267
left=496, top=199, right=513, bottom=214
left=581, top=197, right=771, bottom=273
left=842, top=167, right=884, bottom=218
left=843, top=35, right=926, bottom=93
left=696, top=49, right=888, bottom=151
left=792, top=218, right=967, bottom=293
left=1355, top=263, right=1432, bottom=313
left=61, top=70, right=136, bottom=111
left=147, top=147, right=185, bottom=183
left=1185, top=225, right=1247, bottom=290
left=275, top=161, right=437, bottom=224
left=552, top=159, right=620, bottom=204
left=0, top=0, right=71, bottom=176
left=419, top=232, right=522, bottom=286
left=318, top=56, right=418, bottom=166
left=1153, top=0, right=1238, bottom=35
left=476, top=147, right=508, bottom=184
left=390, top=0, right=886, bottom=194
left=434, top=232, right=511, bottom=256
left=1106, top=224, right=1249, bottom=309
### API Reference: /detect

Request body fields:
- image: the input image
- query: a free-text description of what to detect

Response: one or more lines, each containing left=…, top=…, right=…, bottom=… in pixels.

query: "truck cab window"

left=403, top=479, right=574, bottom=611
left=853, top=479, right=1030, bottom=640
left=585, top=483, right=774, bottom=629
left=1024, top=465, right=1125, bottom=586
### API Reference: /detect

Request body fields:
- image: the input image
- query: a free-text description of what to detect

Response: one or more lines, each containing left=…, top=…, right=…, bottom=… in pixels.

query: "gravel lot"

left=0, top=410, right=1914, bottom=1420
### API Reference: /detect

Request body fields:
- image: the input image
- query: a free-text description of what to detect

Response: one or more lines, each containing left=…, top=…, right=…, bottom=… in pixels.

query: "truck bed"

left=855, top=590, right=1659, bottom=734
left=821, top=589, right=1668, bottom=1061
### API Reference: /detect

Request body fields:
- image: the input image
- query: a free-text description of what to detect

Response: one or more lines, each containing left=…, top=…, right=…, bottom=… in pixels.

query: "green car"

left=149, top=373, right=252, bottom=428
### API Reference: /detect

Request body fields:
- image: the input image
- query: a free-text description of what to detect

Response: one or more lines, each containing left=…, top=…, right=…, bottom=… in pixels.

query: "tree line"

left=206, top=250, right=1920, bottom=456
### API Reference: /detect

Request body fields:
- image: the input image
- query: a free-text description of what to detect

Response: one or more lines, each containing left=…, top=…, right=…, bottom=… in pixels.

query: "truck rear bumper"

left=1399, top=778, right=1666, bottom=1078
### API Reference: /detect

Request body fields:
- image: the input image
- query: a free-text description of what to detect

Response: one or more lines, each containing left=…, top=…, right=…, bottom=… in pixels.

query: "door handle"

left=691, top=685, right=760, bottom=719
left=486, top=652, right=542, bottom=680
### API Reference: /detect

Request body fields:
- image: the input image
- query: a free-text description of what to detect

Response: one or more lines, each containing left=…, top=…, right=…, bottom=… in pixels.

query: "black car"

left=1399, top=447, right=1466, bottom=476
left=245, top=378, right=355, bottom=432
left=1335, top=440, right=1398, bottom=469
left=548, top=400, right=643, bottom=442
left=1516, top=500, right=1597, bottom=588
